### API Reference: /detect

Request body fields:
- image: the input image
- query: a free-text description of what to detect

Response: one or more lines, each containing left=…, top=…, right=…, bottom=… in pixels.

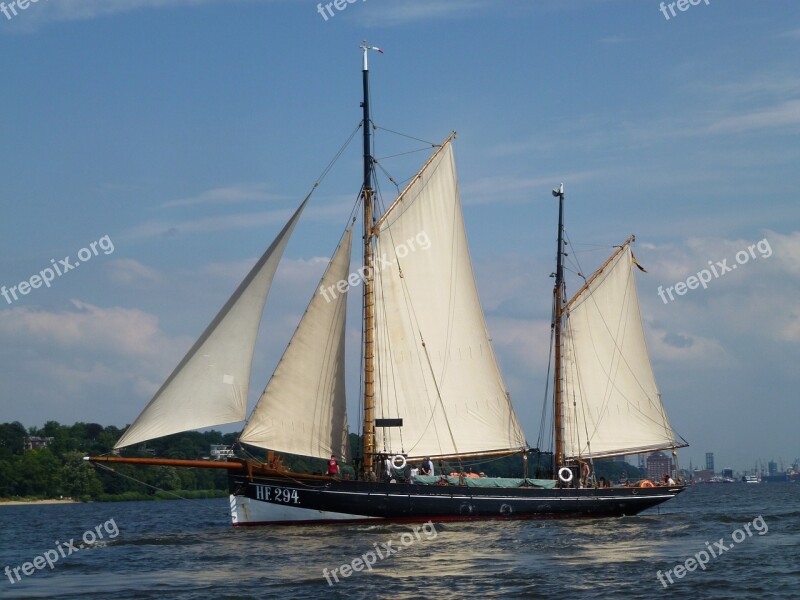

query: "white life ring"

left=392, top=454, right=407, bottom=470
left=558, top=467, right=574, bottom=484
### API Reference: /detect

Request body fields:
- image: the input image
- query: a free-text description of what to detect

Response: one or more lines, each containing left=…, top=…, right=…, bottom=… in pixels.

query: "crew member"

left=327, top=454, right=339, bottom=477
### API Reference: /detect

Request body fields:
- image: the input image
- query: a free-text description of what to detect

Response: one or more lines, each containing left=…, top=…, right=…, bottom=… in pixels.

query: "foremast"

left=554, top=208, right=687, bottom=469
left=551, top=189, right=640, bottom=469
left=360, top=42, right=377, bottom=476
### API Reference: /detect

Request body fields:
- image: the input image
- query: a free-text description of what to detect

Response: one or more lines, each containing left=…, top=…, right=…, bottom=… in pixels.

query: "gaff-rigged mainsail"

left=372, top=137, right=527, bottom=459
left=115, top=200, right=308, bottom=449
left=239, top=228, right=353, bottom=461
left=561, top=244, right=684, bottom=459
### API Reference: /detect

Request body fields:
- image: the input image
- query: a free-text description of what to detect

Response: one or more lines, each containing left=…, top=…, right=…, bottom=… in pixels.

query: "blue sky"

left=1, top=0, right=798, bottom=472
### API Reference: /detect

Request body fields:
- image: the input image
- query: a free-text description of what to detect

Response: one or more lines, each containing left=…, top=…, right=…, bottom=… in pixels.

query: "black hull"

left=228, top=472, right=684, bottom=526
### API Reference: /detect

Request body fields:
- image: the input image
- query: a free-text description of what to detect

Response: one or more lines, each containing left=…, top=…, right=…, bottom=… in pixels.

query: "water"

left=1, top=484, right=797, bottom=599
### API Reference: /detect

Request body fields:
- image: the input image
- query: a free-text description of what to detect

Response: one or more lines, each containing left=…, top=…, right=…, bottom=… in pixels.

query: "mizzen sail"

left=238, top=228, right=352, bottom=461
left=372, top=138, right=526, bottom=459
left=561, top=244, right=683, bottom=459
left=115, top=200, right=308, bottom=449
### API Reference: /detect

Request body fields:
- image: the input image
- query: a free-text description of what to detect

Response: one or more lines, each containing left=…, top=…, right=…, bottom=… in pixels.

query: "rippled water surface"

left=1, top=484, right=797, bottom=599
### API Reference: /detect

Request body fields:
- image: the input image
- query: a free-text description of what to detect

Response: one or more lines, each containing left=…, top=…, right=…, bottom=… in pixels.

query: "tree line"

left=0, top=421, right=642, bottom=501
left=0, top=421, right=236, bottom=501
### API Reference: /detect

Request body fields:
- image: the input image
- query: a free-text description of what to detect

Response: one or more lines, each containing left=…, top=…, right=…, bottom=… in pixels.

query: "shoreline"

left=0, top=499, right=78, bottom=506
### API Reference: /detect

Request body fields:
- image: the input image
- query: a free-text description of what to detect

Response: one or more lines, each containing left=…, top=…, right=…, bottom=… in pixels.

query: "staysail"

left=238, top=228, right=352, bottom=461
left=115, top=200, right=308, bottom=449
left=371, top=137, right=526, bottom=459
left=561, top=244, right=683, bottom=459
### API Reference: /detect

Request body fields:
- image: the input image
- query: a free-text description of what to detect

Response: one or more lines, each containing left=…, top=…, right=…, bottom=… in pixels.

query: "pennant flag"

left=631, top=251, right=648, bottom=273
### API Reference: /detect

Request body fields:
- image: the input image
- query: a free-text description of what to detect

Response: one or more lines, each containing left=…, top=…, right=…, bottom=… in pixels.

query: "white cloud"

left=201, top=254, right=330, bottom=293
left=1, top=0, right=273, bottom=33
left=647, top=326, right=730, bottom=366
left=766, top=230, right=800, bottom=276
left=488, top=316, right=551, bottom=373
left=461, top=171, right=604, bottom=205
left=0, top=300, right=192, bottom=423
left=123, top=207, right=297, bottom=239
left=0, top=299, right=180, bottom=357
left=693, top=74, right=800, bottom=105
left=124, top=193, right=352, bottom=239
left=359, top=0, right=489, bottom=26
left=706, top=99, right=800, bottom=134
left=637, top=230, right=800, bottom=372
left=106, top=258, right=162, bottom=287
left=777, top=28, right=800, bottom=39
left=160, top=183, right=286, bottom=209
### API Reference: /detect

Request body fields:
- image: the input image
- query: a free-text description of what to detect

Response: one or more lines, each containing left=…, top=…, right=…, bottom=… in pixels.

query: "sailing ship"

left=88, top=45, right=687, bottom=525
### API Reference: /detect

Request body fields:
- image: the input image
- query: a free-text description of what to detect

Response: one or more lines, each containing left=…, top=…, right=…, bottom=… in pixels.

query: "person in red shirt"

left=327, top=455, right=339, bottom=477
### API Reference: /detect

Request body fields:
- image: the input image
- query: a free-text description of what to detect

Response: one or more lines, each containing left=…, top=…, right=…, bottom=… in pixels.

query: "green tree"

left=0, top=421, right=235, bottom=500
left=15, top=448, right=61, bottom=497
left=60, top=452, right=103, bottom=499
left=0, top=422, right=26, bottom=458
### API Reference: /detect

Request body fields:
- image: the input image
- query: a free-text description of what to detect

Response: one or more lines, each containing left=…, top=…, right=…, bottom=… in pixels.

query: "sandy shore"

left=0, top=499, right=78, bottom=506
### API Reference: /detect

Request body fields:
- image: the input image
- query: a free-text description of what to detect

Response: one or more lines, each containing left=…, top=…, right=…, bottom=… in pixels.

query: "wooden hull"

left=85, top=457, right=684, bottom=526
left=227, top=471, right=684, bottom=526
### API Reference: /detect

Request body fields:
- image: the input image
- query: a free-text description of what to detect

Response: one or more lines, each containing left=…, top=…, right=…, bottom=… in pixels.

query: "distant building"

left=210, top=445, right=235, bottom=460
left=24, top=436, right=54, bottom=451
left=768, top=461, right=778, bottom=476
left=693, top=469, right=714, bottom=482
left=722, top=468, right=734, bottom=479
left=706, top=452, right=715, bottom=472
left=637, top=454, right=646, bottom=470
left=647, top=451, right=672, bottom=481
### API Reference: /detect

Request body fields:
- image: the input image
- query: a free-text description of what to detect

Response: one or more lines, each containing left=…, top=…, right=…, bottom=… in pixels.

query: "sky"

left=0, top=0, right=798, bottom=473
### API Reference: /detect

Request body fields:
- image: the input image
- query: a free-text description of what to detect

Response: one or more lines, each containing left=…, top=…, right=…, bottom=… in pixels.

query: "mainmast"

left=551, top=183, right=566, bottom=471
left=360, top=42, right=377, bottom=476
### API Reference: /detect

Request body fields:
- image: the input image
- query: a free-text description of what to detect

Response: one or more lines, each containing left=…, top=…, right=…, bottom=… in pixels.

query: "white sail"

left=372, top=140, right=526, bottom=459
left=115, top=200, right=307, bottom=449
left=561, top=245, right=682, bottom=459
left=239, top=228, right=352, bottom=461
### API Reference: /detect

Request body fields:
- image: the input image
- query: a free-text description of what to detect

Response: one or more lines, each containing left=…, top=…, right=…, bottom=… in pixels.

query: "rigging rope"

left=313, top=121, right=362, bottom=189
left=537, top=324, right=556, bottom=453
left=372, top=124, right=438, bottom=147
left=91, top=462, right=230, bottom=518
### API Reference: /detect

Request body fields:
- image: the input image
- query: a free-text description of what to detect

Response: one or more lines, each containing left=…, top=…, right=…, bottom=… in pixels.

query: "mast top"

left=360, top=41, right=383, bottom=71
